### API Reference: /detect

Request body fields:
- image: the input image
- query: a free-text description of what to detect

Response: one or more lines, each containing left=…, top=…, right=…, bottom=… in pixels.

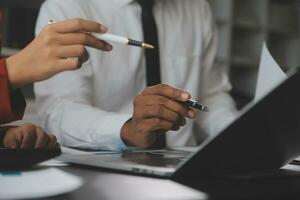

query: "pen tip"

left=143, top=43, right=155, bottom=49
left=203, top=107, right=209, bottom=112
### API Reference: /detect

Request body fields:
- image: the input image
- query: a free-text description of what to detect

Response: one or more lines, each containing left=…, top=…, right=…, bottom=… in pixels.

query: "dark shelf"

left=0, top=0, right=45, bottom=9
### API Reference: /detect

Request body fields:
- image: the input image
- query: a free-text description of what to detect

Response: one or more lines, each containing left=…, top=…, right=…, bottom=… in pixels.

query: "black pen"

left=184, top=99, right=209, bottom=112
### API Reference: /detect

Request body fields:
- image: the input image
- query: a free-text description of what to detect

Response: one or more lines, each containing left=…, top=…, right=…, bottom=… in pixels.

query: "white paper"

left=0, top=168, right=83, bottom=200
left=255, top=45, right=300, bottom=162
left=254, top=43, right=287, bottom=102
left=61, top=146, right=119, bottom=155
left=38, top=159, right=70, bottom=167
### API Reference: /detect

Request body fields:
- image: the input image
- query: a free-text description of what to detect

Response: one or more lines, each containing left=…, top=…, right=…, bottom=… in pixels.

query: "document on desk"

left=61, top=146, right=120, bottom=155
left=0, top=168, right=83, bottom=200
left=254, top=44, right=300, bottom=163
left=254, top=43, right=287, bottom=103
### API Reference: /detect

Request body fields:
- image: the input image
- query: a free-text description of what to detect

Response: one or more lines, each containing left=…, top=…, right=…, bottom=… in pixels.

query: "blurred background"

left=1, top=0, right=300, bottom=124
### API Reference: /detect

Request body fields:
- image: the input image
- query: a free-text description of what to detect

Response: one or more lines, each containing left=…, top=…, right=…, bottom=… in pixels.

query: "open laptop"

left=58, top=69, right=300, bottom=179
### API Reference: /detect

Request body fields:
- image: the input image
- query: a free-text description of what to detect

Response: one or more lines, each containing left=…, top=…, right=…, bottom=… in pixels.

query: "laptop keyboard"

left=95, top=149, right=192, bottom=168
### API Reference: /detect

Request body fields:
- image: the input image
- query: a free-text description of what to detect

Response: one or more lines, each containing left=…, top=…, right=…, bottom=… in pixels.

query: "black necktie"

left=136, top=0, right=166, bottom=149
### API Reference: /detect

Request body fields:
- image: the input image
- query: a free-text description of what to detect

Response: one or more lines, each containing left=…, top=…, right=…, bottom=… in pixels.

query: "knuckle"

left=36, top=130, right=45, bottom=138
left=154, top=105, right=164, bottom=116
left=64, top=60, right=80, bottom=71
left=69, top=59, right=81, bottom=70
left=77, top=45, right=86, bottom=55
left=35, top=126, right=43, bottom=132
left=174, top=114, right=181, bottom=122
left=53, top=135, right=58, bottom=142
left=159, top=84, right=168, bottom=92
left=80, top=34, right=89, bottom=44
left=172, top=104, right=182, bottom=113
left=44, top=24, right=55, bottom=33
left=173, top=89, right=183, bottom=98
left=45, top=47, right=56, bottom=58
left=157, top=85, right=164, bottom=94
left=73, top=18, right=83, bottom=27
left=22, top=123, right=35, bottom=133
left=141, top=87, right=150, bottom=95
left=49, top=134, right=57, bottom=141
left=158, top=97, right=168, bottom=105
left=136, top=124, right=146, bottom=134
left=133, top=95, right=142, bottom=106
left=43, top=34, right=57, bottom=45
left=40, top=136, right=47, bottom=143
left=152, top=118, right=161, bottom=126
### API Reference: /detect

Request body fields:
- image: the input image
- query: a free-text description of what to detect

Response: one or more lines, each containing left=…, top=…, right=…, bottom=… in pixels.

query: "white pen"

left=92, top=32, right=154, bottom=49
left=48, top=20, right=154, bottom=49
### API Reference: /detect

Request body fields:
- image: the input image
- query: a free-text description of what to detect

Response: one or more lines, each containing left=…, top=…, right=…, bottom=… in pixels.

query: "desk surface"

left=45, top=165, right=206, bottom=200
left=42, top=164, right=300, bottom=200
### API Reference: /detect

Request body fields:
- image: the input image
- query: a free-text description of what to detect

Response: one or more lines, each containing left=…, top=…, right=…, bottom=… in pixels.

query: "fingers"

left=34, top=127, right=49, bottom=148
left=123, top=84, right=195, bottom=148
left=141, top=118, right=180, bottom=135
left=141, top=105, right=186, bottom=126
left=51, top=18, right=107, bottom=34
left=47, top=134, right=58, bottom=149
left=58, top=58, right=82, bottom=71
left=57, top=45, right=89, bottom=63
left=5, top=124, right=59, bottom=149
left=3, top=127, right=20, bottom=149
left=20, top=124, right=37, bottom=148
left=4, top=140, right=18, bottom=149
left=34, top=127, right=58, bottom=149
left=138, top=95, right=195, bottom=119
left=141, top=84, right=191, bottom=102
left=57, top=33, right=112, bottom=51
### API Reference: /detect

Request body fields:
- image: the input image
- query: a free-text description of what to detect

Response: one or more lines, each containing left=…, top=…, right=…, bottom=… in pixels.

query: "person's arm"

left=1, top=18, right=109, bottom=125
left=194, top=2, right=238, bottom=141
left=0, top=59, right=26, bottom=125
left=0, top=124, right=59, bottom=149
left=34, top=0, right=131, bottom=151
left=121, top=84, right=196, bottom=148
left=6, top=18, right=112, bottom=90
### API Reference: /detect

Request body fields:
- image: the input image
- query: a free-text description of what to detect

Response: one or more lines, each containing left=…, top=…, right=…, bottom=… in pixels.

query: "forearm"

left=5, top=53, right=32, bottom=89
left=40, top=100, right=131, bottom=151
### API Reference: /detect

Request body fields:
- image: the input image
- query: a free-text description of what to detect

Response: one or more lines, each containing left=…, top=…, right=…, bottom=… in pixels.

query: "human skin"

left=121, top=84, right=196, bottom=148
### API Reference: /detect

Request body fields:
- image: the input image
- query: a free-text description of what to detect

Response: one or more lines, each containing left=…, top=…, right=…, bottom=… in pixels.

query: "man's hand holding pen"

left=121, top=84, right=199, bottom=148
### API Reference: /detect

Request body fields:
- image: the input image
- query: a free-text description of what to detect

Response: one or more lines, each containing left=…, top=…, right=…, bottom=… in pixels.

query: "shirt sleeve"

left=34, top=0, right=130, bottom=151
left=194, top=2, right=239, bottom=142
left=0, top=59, right=26, bottom=125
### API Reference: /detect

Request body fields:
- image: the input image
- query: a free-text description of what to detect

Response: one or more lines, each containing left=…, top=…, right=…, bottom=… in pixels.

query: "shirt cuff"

left=59, top=102, right=132, bottom=151
left=94, top=113, right=132, bottom=152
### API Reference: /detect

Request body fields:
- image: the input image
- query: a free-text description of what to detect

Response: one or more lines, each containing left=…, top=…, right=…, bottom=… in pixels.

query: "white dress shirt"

left=35, top=0, right=238, bottom=151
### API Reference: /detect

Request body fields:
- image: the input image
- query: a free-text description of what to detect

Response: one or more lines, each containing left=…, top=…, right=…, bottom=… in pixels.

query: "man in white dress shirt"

left=34, top=0, right=238, bottom=151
